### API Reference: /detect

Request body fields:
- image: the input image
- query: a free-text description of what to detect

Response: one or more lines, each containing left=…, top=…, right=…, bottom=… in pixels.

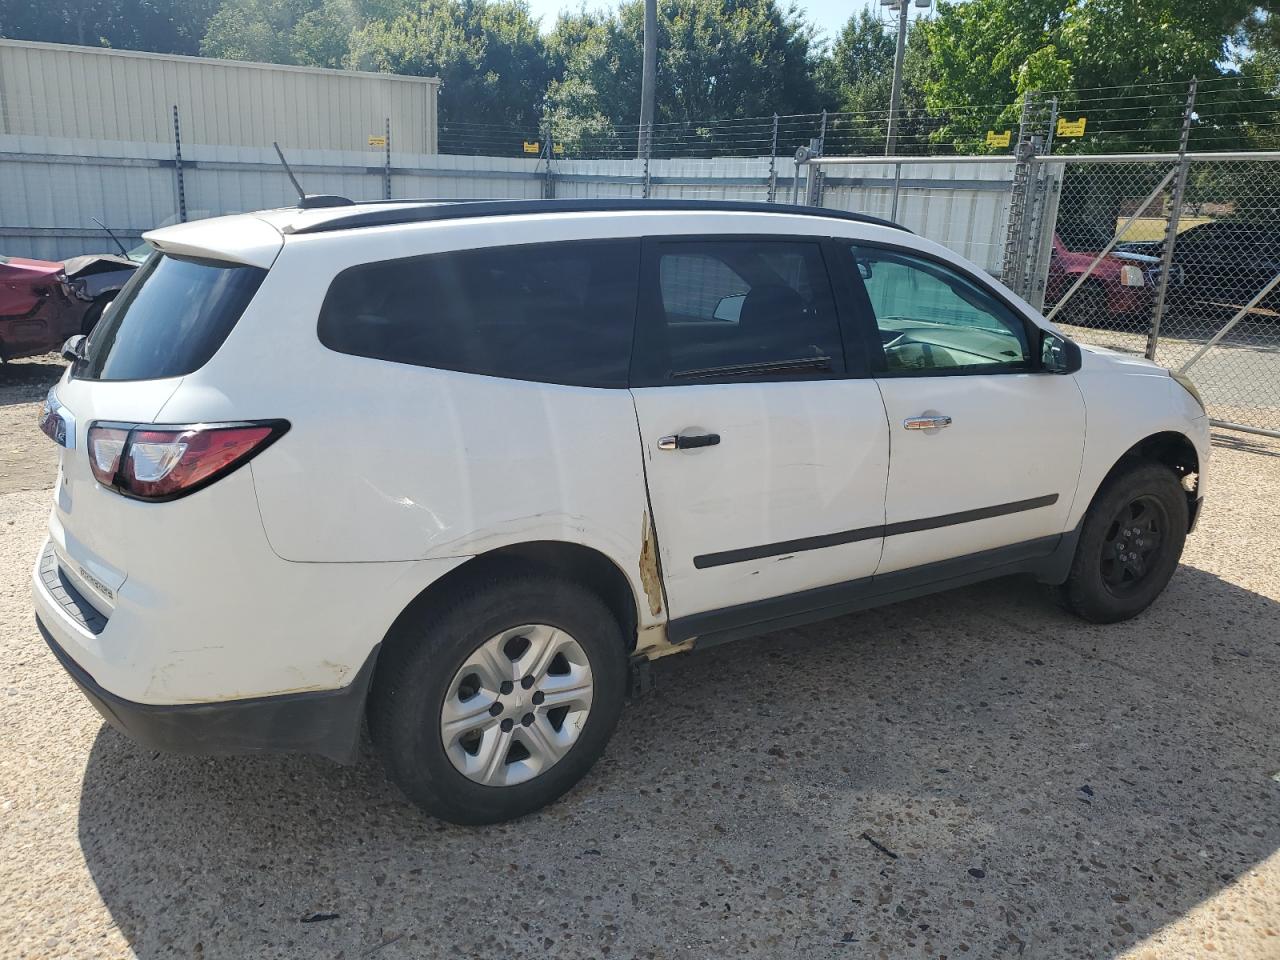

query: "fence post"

left=807, top=111, right=827, bottom=206
left=1146, top=77, right=1197, bottom=361
left=1021, top=96, right=1060, bottom=310
left=788, top=144, right=798, bottom=204
left=542, top=116, right=556, bottom=199
left=890, top=163, right=902, bottom=221
left=642, top=130, right=651, bottom=199
left=383, top=118, right=392, bottom=200
left=1000, top=96, right=1037, bottom=293
left=767, top=114, right=778, bottom=203
left=172, top=104, right=187, bottom=223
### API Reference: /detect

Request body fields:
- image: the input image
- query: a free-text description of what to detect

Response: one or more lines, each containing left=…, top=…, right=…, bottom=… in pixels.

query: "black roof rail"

left=286, top=198, right=910, bottom=235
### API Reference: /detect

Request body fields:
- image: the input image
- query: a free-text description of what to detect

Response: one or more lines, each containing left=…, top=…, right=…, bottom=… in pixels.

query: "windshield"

left=77, top=253, right=266, bottom=381
left=126, top=243, right=151, bottom=264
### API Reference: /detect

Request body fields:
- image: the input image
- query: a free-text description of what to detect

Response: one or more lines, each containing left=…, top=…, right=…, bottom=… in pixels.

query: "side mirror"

left=61, top=334, right=87, bottom=364
left=1041, top=330, right=1082, bottom=374
left=856, top=259, right=873, bottom=280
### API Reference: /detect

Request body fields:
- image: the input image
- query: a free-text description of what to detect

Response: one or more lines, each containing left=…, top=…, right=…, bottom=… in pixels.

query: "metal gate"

left=1009, top=151, right=1280, bottom=438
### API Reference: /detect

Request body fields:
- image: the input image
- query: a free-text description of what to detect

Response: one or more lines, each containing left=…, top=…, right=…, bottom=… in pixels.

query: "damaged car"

left=1, top=246, right=141, bottom=362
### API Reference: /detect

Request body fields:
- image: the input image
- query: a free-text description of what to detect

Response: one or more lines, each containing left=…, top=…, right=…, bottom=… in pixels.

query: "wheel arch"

left=1090, top=430, right=1200, bottom=526
left=379, top=540, right=644, bottom=659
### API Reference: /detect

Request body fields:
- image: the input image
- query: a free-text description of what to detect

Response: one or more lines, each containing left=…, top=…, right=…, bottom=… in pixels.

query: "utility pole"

left=884, top=0, right=909, bottom=156
left=637, top=0, right=657, bottom=158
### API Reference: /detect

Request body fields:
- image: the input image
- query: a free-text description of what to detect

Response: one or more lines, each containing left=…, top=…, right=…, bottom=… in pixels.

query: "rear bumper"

left=37, top=616, right=376, bottom=763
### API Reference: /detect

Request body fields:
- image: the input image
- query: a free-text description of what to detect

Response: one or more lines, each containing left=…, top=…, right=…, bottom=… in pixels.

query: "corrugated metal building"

left=0, top=39, right=439, bottom=153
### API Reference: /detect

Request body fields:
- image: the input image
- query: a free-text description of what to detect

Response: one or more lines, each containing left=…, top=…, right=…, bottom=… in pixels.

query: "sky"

left=523, top=0, right=886, bottom=43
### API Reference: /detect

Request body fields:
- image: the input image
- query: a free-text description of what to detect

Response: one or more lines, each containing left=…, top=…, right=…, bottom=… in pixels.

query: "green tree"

left=545, top=0, right=822, bottom=156
left=815, top=9, right=930, bottom=154
left=348, top=0, right=550, bottom=133
left=201, top=0, right=358, bottom=67
left=816, top=9, right=894, bottom=115
left=0, top=0, right=219, bottom=54
left=913, top=0, right=1261, bottom=152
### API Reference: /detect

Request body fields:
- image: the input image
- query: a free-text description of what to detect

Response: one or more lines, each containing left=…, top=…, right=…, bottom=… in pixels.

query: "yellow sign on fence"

left=368, top=135, right=387, bottom=147
left=985, top=129, right=1012, bottom=148
left=523, top=141, right=541, bottom=154
left=1057, top=117, right=1087, bottom=138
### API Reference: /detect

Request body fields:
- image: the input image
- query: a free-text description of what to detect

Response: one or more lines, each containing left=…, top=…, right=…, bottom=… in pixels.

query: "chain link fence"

left=1014, top=154, right=1280, bottom=437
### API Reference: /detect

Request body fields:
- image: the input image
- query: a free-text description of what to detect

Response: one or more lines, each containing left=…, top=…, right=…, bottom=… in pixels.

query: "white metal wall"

left=0, top=135, right=1009, bottom=269
left=0, top=39, right=439, bottom=153
left=820, top=160, right=1014, bottom=274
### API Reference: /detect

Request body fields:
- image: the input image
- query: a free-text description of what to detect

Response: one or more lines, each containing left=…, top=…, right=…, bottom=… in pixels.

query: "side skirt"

left=667, top=529, right=1081, bottom=651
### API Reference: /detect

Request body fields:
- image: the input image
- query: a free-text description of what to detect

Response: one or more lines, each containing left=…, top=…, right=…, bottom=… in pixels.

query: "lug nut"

left=532, top=691, right=545, bottom=705
left=500, top=718, right=514, bottom=732
left=521, top=676, right=534, bottom=690
left=500, top=681, right=514, bottom=695
left=489, top=702, right=503, bottom=717
left=521, top=713, right=534, bottom=726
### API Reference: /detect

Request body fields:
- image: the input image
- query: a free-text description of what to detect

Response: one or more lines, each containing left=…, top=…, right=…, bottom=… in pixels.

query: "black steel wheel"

left=1059, top=462, right=1188, bottom=623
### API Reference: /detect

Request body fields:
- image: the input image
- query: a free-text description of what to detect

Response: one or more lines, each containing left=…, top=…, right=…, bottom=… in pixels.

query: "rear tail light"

left=87, top=426, right=129, bottom=484
left=86, top=421, right=288, bottom=501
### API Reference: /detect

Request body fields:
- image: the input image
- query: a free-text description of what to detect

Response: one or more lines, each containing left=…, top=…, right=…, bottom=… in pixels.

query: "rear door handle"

left=903, top=415, right=952, bottom=431
left=658, top=433, right=721, bottom=450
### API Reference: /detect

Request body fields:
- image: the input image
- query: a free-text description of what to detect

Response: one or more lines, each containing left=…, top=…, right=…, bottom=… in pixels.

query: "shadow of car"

left=70, top=564, right=1280, bottom=957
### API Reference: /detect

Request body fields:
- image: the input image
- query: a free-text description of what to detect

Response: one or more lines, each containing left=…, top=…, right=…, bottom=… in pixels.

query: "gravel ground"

left=2, top=358, right=1279, bottom=959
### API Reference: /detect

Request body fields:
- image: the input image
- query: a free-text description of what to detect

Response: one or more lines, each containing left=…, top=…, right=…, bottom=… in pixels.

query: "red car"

left=1046, top=234, right=1158, bottom=326
left=1, top=249, right=140, bottom=362
left=0, top=255, right=85, bottom=362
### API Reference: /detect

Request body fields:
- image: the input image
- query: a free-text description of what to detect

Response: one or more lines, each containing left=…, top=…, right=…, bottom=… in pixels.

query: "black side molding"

left=694, top=494, right=1059, bottom=569
left=672, top=528, right=1080, bottom=650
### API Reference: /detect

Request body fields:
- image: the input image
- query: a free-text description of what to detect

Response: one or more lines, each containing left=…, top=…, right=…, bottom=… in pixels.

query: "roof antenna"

left=273, top=141, right=353, bottom=209
left=91, top=216, right=128, bottom=257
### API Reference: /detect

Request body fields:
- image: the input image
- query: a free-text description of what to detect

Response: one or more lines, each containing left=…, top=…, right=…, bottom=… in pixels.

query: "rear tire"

left=369, top=573, right=627, bottom=824
left=1059, top=462, right=1188, bottom=623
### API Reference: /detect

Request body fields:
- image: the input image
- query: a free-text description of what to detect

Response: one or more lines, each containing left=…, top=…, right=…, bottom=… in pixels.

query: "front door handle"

left=658, top=432, right=721, bottom=450
left=903, top=415, right=952, bottom=431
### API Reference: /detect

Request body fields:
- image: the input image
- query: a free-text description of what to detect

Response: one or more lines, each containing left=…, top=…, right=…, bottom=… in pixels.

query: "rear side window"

left=633, top=239, right=844, bottom=384
left=318, top=240, right=641, bottom=388
left=78, top=253, right=267, bottom=381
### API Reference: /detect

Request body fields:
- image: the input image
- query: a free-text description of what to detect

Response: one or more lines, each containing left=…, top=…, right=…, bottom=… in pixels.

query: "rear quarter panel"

left=155, top=216, right=666, bottom=627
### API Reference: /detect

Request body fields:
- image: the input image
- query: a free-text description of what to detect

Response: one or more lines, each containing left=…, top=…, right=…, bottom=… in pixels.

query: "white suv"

left=34, top=198, right=1209, bottom=823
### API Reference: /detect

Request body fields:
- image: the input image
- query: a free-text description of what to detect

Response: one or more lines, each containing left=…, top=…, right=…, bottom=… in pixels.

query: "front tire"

left=369, top=573, right=627, bottom=824
left=1059, top=462, right=1188, bottom=623
left=1066, top=281, right=1107, bottom=328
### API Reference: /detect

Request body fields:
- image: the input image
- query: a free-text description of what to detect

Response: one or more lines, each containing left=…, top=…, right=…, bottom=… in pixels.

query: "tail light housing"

left=86, top=420, right=288, bottom=501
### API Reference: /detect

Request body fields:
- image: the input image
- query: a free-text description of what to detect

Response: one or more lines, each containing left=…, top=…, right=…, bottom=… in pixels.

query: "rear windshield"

left=77, top=253, right=266, bottom=381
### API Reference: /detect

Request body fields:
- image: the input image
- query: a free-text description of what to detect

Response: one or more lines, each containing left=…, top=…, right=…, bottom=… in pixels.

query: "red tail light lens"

left=86, top=421, right=288, bottom=501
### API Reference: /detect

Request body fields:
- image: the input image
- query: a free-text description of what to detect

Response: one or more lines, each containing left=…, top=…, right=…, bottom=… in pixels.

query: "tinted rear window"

left=318, top=240, right=640, bottom=388
left=78, top=253, right=266, bottom=381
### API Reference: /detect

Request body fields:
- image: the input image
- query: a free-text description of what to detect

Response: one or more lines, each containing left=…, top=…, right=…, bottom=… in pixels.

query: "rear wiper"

left=672, top=356, right=832, bottom=380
